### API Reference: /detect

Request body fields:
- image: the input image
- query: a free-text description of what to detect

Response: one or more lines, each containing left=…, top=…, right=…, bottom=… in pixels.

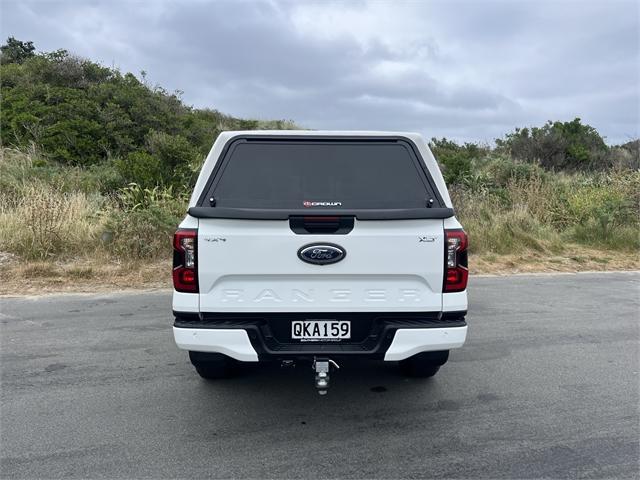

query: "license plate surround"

left=291, top=320, right=351, bottom=342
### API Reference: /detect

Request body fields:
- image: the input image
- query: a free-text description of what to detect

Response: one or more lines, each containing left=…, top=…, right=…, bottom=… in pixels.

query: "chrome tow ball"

left=313, top=357, right=339, bottom=395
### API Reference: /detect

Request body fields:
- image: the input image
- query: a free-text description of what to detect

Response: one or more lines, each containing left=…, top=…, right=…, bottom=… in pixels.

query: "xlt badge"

left=419, top=236, right=436, bottom=242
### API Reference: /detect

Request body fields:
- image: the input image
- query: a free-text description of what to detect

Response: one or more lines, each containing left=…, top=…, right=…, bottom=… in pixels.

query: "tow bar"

left=313, top=357, right=340, bottom=395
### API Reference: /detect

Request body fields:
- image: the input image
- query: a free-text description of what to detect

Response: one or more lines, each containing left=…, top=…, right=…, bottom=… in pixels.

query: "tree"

left=0, top=37, right=35, bottom=64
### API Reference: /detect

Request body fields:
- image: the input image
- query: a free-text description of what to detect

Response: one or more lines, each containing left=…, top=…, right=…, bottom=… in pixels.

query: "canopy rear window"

left=200, top=139, right=442, bottom=210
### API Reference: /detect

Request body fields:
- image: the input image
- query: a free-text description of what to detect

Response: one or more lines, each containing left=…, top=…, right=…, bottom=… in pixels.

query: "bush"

left=609, top=140, right=640, bottom=170
left=563, top=173, right=640, bottom=250
left=496, top=118, right=609, bottom=171
left=100, top=183, right=186, bottom=259
left=429, top=137, right=489, bottom=185
left=106, top=207, right=180, bottom=259
left=0, top=37, right=35, bottom=64
left=114, top=151, right=165, bottom=189
left=481, top=156, right=545, bottom=186
left=146, top=130, right=200, bottom=188
left=0, top=147, right=125, bottom=196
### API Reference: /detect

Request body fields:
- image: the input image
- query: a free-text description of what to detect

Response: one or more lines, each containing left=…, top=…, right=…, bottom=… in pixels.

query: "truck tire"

left=400, top=350, right=449, bottom=378
left=189, top=351, right=237, bottom=379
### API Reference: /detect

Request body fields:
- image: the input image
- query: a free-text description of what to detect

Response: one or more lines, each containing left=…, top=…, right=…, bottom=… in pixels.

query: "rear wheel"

left=189, top=351, right=238, bottom=379
left=400, top=350, right=449, bottom=378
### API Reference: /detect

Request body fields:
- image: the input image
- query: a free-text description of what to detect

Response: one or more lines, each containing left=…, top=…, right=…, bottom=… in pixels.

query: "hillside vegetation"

left=0, top=38, right=638, bottom=292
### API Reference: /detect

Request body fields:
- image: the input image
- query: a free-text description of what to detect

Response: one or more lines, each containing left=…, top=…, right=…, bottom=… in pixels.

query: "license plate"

left=291, top=320, right=351, bottom=341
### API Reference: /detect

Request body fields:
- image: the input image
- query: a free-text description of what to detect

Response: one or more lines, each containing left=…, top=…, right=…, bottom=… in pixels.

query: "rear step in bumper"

left=174, top=326, right=468, bottom=362
left=383, top=326, right=468, bottom=361
left=173, top=327, right=259, bottom=362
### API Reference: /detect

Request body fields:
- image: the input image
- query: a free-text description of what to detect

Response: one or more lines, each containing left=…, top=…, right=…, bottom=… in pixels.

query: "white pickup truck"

left=172, top=131, right=468, bottom=393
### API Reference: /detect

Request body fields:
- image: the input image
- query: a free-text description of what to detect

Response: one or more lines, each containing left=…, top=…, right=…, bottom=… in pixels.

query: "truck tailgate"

left=198, top=218, right=444, bottom=312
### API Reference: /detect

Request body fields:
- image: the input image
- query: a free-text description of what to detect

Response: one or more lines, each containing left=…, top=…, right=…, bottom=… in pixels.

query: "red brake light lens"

left=173, top=229, right=198, bottom=293
left=444, top=229, right=468, bottom=293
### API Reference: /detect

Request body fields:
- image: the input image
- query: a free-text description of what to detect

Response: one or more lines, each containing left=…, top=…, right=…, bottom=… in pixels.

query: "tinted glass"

left=208, top=140, right=436, bottom=209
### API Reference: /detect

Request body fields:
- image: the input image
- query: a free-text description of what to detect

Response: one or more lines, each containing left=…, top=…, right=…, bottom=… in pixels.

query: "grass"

left=0, top=147, right=638, bottom=295
left=0, top=182, right=106, bottom=259
left=451, top=159, right=639, bottom=257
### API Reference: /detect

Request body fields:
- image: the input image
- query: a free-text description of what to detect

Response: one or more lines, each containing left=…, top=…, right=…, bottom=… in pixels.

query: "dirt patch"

left=1, top=259, right=170, bottom=296
left=470, top=248, right=639, bottom=276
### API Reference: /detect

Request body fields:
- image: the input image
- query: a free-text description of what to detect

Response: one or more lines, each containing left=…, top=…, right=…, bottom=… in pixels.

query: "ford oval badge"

left=298, top=243, right=346, bottom=265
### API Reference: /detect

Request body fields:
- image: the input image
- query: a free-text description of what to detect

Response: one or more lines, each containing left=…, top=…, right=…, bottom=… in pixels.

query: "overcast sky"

left=2, top=0, right=639, bottom=144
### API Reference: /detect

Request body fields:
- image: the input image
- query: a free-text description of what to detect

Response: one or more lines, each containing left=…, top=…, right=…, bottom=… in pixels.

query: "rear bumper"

left=173, top=328, right=259, bottom=361
left=173, top=311, right=467, bottom=362
left=383, top=327, right=467, bottom=361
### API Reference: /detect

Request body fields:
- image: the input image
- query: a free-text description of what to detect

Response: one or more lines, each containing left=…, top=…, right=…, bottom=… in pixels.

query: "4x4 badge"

left=203, top=236, right=226, bottom=242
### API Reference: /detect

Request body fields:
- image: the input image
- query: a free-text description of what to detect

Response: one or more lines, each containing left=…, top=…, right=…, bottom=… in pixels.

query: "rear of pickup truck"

left=172, top=132, right=468, bottom=390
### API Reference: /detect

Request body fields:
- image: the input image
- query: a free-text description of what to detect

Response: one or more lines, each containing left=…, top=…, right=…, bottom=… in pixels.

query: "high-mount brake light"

left=173, top=229, right=198, bottom=293
left=444, top=229, right=468, bottom=292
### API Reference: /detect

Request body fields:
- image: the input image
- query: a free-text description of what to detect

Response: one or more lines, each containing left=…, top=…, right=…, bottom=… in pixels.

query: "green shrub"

left=104, top=183, right=187, bottom=258
left=0, top=37, right=35, bottom=64
left=496, top=118, right=610, bottom=171
left=146, top=130, right=200, bottom=188
left=0, top=147, right=125, bottom=197
left=106, top=206, right=180, bottom=259
left=84, top=163, right=125, bottom=193
left=430, top=137, right=489, bottom=185
left=115, top=151, right=165, bottom=189
left=563, top=174, right=640, bottom=250
left=481, top=156, right=545, bottom=186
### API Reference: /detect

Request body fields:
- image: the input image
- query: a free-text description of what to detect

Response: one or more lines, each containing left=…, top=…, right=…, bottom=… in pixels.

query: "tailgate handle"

left=289, top=216, right=354, bottom=235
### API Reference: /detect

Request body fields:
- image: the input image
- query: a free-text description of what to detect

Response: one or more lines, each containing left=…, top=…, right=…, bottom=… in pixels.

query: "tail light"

left=444, top=229, right=468, bottom=292
left=173, top=229, right=198, bottom=293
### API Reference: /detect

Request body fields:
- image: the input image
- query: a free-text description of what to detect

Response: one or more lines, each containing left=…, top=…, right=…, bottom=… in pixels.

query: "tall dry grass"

left=0, top=182, right=106, bottom=259
left=452, top=166, right=639, bottom=255
left=0, top=148, right=185, bottom=261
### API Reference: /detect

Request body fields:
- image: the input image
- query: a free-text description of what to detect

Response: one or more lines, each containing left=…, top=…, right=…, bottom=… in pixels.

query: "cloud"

left=1, top=0, right=638, bottom=143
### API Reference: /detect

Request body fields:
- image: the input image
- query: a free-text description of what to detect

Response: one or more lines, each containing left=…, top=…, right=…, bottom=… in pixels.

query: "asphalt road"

left=1, top=272, right=638, bottom=479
